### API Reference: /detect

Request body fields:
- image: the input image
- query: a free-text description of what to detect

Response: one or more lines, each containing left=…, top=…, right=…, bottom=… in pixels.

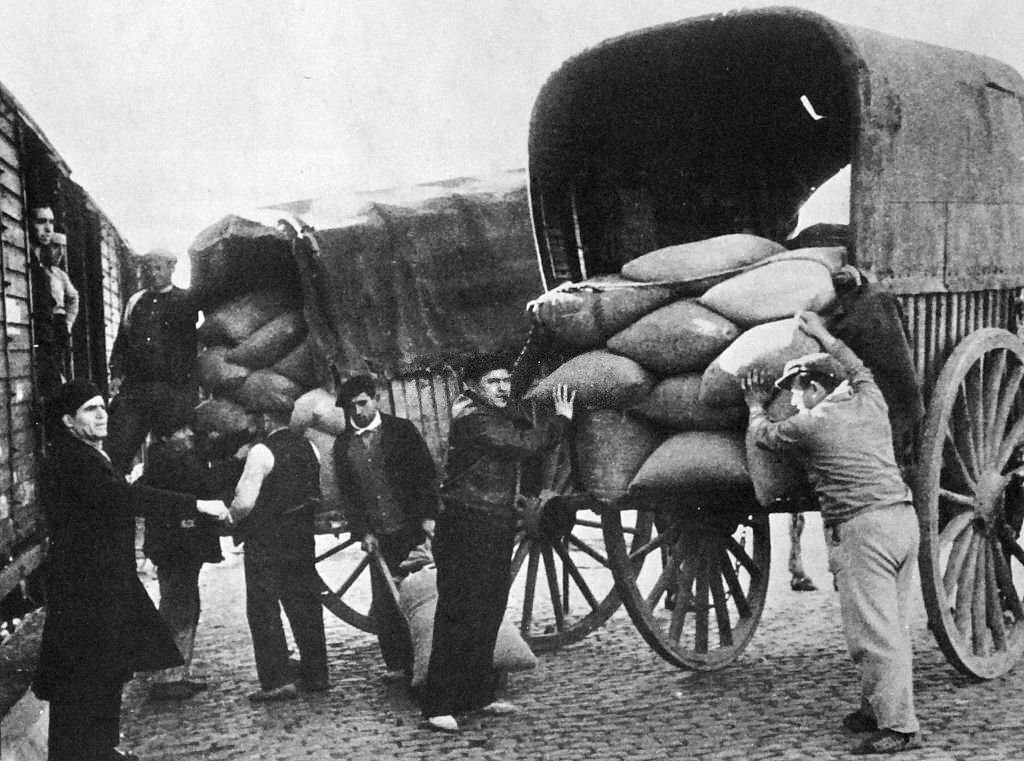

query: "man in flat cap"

left=33, top=378, right=231, bottom=761
left=107, top=249, right=199, bottom=475
left=741, top=311, right=921, bottom=755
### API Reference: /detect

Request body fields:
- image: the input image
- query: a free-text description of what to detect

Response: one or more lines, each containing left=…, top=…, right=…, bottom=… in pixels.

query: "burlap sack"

left=629, top=430, right=749, bottom=492
left=400, top=566, right=538, bottom=687
left=194, top=397, right=255, bottom=435
left=606, top=300, right=740, bottom=375
left=574, top=409, right=662, bottom=503
left=232, top=369, right=305, bottom=413
left=197, top=287, right=300, bottom=346
left=700, top=318, right=822, bottom=407
left=620, top=234, right=784, bottom=292
left=765, top=246, right=846, bottom=273
left=291, top=387, right=347, bottom=436
left=225, top=310, right=306, bottom=369
left=630, top=374, right=746, bottom=431
left=525, top=350, right=655, bottom=410
left=699, top=260, right=836, bottom=328
left=196, top=346, right=250, bottom=394
left=273, top=337, right=323, bottom=388
left=303, top=427, right=342, bottom=515
left=532, top=276, right=676, bottom=349
left=745, top=391, right=808, bottom=506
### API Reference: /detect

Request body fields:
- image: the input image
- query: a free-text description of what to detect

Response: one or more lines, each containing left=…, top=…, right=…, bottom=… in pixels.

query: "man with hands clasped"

left=741, top=311, right=921, bottom=755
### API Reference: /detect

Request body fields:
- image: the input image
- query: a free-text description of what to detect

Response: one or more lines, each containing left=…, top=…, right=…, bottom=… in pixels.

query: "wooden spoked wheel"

left=314, top=516, right=377, bottom=633
left=917, top=327, right=1024, bottom=678
left=603, top=495, right=771, bottom=670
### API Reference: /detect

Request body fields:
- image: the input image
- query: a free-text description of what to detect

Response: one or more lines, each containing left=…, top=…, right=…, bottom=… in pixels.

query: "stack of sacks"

left=527, top=233, right=843, bottom=505
left=195, top=284, right=342, bottom=515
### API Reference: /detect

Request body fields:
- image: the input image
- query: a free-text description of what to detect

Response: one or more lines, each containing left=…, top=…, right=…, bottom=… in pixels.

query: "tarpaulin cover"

left=190, top=171, right=543, bottom=376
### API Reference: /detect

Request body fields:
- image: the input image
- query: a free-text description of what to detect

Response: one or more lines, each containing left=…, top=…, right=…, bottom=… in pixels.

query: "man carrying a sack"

left=333, top=374, right=439, bottom=682
left=741, top=311, right=921, bottom=755
left=420, top=355, right=575, bottom=733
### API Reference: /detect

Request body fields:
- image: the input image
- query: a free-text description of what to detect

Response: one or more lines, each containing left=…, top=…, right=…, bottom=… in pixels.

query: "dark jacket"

left=333, top=414, right=439, bottom=538
left=440, top=393, right=569, bottom=522
left=33, top=433, right=197, bottom=700
left=140, top=440, right=238, bottom=566
left=109, top=286, right=197, bottom=388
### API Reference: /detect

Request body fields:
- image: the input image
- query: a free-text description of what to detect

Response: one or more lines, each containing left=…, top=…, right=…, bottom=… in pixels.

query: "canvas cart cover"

left=189, top=171, right=541, bottom=376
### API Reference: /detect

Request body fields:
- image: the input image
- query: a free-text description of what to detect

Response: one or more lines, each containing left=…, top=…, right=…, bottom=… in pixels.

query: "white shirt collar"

left=351, top=412, right=382, bottom=435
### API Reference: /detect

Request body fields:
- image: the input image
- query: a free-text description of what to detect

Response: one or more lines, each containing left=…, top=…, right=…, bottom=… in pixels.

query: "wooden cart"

left=524, top=7, right=1024, bottom=678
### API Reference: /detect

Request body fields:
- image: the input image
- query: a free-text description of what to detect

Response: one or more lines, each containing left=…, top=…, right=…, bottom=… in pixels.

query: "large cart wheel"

left=918, top=327, right=1024, bottom=678
left=314, top=516, right=377, bottom=633
left=603, top=495, right=771, bottom=670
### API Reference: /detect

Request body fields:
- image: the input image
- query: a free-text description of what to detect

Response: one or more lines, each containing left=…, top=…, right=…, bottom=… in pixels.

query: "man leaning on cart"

left=741, top=311, right=922, bottom=756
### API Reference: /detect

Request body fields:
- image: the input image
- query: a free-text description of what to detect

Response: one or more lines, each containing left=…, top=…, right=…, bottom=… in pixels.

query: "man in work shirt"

left=29, top=207, right=79, bottom=400
left=107, top=249, right=198, bottom=475
left=742, top=310, right=921, bottom=755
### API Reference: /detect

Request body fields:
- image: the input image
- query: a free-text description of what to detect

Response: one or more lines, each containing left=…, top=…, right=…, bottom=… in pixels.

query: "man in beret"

left=33, top=379, right=231, bottom=761
left=107, top=249, right=199, bottom=475
left=420, top=355, right=575, bottom=733
left=741, top=311, right=921, bottom=755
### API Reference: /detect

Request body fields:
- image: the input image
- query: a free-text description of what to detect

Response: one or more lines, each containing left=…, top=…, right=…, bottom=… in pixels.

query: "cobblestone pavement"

left=119, top=515, right=1024, bottom=761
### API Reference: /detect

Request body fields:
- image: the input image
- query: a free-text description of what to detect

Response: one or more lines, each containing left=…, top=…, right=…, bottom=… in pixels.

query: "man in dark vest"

left=34, top=378, right=231, bottom=761
left=230, top=407, right=328, bottom=701
left=107, top=249, right=198, bottom=475
left=333, top=374, right=438, bottom=681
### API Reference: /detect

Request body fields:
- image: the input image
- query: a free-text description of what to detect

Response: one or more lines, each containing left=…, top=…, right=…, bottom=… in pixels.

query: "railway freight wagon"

left=0, top=80, right=136, bottom=623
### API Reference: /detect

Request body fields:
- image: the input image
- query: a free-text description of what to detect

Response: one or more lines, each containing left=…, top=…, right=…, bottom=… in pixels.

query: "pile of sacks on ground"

left=193, top=284, right=345, bottom=511
left=527, top=233, right=847, bottom=507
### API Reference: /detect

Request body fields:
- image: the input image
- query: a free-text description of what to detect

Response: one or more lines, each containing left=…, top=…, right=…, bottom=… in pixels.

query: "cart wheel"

left=603, top=495, right=770, bottom=670
left=314, top=515, right=377, bottom=633
left=918, top=327, right=1024, bottom=678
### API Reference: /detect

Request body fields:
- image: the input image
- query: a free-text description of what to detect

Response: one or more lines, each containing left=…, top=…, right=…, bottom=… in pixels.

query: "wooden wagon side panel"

left=382, top=367, right=460, bottom=468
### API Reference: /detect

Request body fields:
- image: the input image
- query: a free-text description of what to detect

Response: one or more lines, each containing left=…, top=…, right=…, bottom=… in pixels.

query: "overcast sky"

left=1, top=0, right=1021, bottom=259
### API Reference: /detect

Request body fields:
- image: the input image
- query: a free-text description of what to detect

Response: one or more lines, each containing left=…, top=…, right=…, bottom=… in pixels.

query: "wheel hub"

left=974, top=469, right=1010, bottom=526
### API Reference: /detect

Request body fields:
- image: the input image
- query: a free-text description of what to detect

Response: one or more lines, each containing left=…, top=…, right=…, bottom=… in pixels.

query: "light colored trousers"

left=826, top=504, right=920, bottom=734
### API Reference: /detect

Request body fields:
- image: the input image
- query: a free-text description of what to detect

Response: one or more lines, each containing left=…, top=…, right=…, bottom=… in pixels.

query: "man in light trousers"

left=742, top=310, right=921, bottom=756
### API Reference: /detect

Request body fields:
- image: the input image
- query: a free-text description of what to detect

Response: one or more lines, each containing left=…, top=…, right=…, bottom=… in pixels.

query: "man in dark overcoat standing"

left=333, top=374, right=438, bottom=680
left=33, top=379, right=232, bottom=761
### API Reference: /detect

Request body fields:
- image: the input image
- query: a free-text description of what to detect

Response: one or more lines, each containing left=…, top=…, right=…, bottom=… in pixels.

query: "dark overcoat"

left=33, top=432, right=197, bottom=701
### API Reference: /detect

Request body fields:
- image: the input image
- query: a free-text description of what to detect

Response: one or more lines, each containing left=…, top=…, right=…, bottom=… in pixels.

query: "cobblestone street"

left=112, top=514, right=1024, bottom=761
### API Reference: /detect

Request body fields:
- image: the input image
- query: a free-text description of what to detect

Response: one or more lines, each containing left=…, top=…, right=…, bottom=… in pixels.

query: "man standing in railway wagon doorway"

left=107, top=249, right=198, bottom=475
left=333, top=374, right=439, bottom=682
left=741, top=311, right=922, bottom=755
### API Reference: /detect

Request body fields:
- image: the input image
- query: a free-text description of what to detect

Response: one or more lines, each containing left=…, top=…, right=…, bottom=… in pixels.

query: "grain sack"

left=400, top=566, right=537, bottom=687
left=197, top=287, right=300, bottom=346
left=765, top=246, right=846, bottom=274
left=304, top=427, right=342, bottom=514
left=698, top=260, right=836, bottom=328
left=607, top=300, right=740, bottom=375
left=194, top=397, right=255, bottom=435
left=532, top=276, right=676, bottom=349
left=745, top=391, right=808, bottom=506
left=631, top=374, right=746, bottom=430
left=574, top=409, right=662, bottom=503
left=196, top=346, right=250, bottom=393
left=621, top=234, right=784, bottom=292
left=291, top=387, right=347, bottom=436
left=525, top=350, right=655, bottom=409
left=233, top=369, right=304, bottom=413
left=629, top=430, right=749, bottom=492
left=273, top=337, right=323, bottom=388
left=225, top=310, right=306, bottom=369
left=700, top=318, right=822, bottom=407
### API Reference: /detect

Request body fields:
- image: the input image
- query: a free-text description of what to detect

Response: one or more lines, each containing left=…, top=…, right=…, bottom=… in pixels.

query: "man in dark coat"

left=33, top=379, right=231, bottom=761
left=420, top=355, right=575, bottom=733
left=333, top=374, right=438, bottom=680
left=106, top=249, right=198, bottom=475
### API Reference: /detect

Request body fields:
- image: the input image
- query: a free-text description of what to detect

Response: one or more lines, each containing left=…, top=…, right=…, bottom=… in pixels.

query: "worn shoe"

left=424, top=714, right=460, bottom=732
left=790, top=575, right=818, bottom=592
left=149, top=682, right=200, bottom=701
left=248, top=683, right=298, bottom=702
left=852, top=729, right=922, bottom=754
left=481, top=700, right=520, bottom=715
left=843, top=710, right=879, bottom=733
